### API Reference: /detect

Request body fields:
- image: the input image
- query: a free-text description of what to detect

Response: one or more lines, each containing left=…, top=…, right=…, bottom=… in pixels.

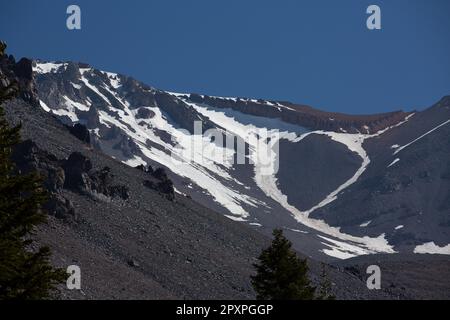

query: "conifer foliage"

left=317, top=262, right=335, bottom=300
left=0, top=42, right=65, bottom=299
left=251, top=229, right=317, bottom=300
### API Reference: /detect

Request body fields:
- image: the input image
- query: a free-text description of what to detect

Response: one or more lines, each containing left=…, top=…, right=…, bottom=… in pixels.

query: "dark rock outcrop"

left=44, top=193, right=76, bottom=221
left=112, top=135, right=140, bottom=158
left=66, top=123, right=91, bottom=144
left=11, top=140, right=75, bottom=221
left=12, top=144, right=129, bottom=205
left=135, top=107, right=155, bottom=119
left=62, top=152, right=93, bottom=192
left=140, top=166, right=175, bottom=201
left=11, top=140, right=62, bottom=189
left=0, top=46, right=39, bottom=106
left=62, top=152, right=129, bottom=200
left=154, top=92, right=215, bottom=134
left=135, top=164, right=154, bottom=174
left=89, top=166, right=129, bottom=200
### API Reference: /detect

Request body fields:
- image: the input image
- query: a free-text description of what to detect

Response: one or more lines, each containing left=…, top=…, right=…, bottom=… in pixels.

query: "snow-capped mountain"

left=33, top=60, right=450, bottom=260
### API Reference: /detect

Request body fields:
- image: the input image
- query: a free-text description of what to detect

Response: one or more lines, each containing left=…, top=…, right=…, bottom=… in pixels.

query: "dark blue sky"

left=1, top=0, right=450, bottom=114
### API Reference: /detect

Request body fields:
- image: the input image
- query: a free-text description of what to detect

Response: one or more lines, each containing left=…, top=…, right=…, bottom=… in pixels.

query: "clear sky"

left=1, top=0, right=450, bottom=114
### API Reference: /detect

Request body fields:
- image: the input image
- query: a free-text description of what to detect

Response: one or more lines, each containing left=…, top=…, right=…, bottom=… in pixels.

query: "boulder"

left=45, top=193, right=77, bottom=221
left=67, top=123, right=91, bottom=144
left=62, top=152, right=93, bottom=192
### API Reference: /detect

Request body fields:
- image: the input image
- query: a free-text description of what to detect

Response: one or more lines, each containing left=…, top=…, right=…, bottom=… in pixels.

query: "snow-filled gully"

left=189, top=101, right=415, bottom=258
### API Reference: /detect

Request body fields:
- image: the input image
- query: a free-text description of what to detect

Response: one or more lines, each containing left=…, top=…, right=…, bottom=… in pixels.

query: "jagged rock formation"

left=140, top=166, right=175, bottom=201
left=61, top=152, right=130, bottom=200
left=10, top=140, right=131, bottom=220
left=66, top=123, right=91, bottom=144
left=0, top=47, right=38, bottom=105
left=11, top=140, right=76, bottom=221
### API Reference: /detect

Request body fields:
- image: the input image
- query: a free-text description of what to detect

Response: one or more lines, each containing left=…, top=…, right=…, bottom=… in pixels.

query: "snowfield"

left=414, top=242, right=450, bottom=255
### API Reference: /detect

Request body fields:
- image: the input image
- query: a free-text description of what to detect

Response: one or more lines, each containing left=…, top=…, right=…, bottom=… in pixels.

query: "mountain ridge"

left=35, top=60, right=412, bottom=134
left=30, top=59, right=450, bottom=261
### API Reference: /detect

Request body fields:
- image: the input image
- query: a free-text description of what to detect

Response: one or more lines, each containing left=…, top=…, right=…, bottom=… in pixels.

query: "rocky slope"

left=311, top=97, right=450, bottom=252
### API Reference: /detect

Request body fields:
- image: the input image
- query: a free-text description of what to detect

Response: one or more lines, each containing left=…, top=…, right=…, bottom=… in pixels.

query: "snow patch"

left=71, top=82, right=82, bottom=90
left=225, top=215, right=247, bottom=222
left=174, top=187, right=187, bottom=197
left=122, top=155, right=146, bottom=167
left=414, top=242, right=450, bottom=255
left=394, top=119, right=450, bottom=155
left=286, top=228, right=308, bottom=234
left=34, top=62, right=66, bottom=74
left=249, top=222, right=262, bottom=227
left=96, top=96, right=263, bottom=219
left=39, top=100, right=51, bottom=112
left=387, top=158, right=400, bottom=168
left=79, top=70, right=113, bottom=105
left=319, top=235, right=370, bottom=259
left=360, top=220, right=371, bottom=227
left=63, top=95, right=90, bottom=112
left=103, top=71, right=122, bottom=89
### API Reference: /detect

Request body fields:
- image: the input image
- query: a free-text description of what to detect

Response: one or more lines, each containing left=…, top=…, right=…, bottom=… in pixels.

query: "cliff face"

left=187, top=93, right=411, bottom=134
left=0, top=49, right=39, bottom=106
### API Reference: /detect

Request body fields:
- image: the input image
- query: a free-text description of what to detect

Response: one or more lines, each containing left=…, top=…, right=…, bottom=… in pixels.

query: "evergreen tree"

left=251, top=229, right=316, bottom=300
left=0, top=43, right=65, bottom=299
left=316, top=262, right=335, bottom=300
